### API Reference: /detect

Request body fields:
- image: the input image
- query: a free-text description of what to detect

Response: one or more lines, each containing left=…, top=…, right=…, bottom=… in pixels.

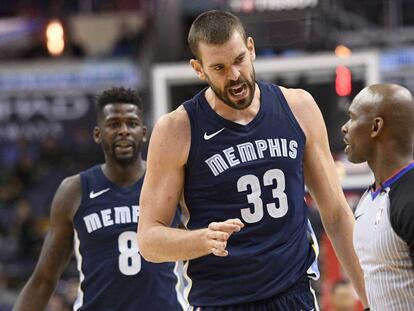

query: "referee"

left=341, top=83, right=414, bottom=310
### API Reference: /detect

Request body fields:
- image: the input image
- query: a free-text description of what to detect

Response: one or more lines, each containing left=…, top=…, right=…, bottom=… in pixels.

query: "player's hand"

left=205, top=218, right=244, bottom=257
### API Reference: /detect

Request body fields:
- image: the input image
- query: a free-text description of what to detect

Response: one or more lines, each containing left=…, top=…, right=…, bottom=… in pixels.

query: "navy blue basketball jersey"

left=182, top=81, right=319, bottom=306
left=73, top=165, right=187, bottom=310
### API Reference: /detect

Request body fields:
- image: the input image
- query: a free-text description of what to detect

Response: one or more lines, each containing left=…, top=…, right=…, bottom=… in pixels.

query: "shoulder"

left=389, top=169, right=414, bottom=208
left=150, top=106, right=190, bottom=165
left=154, top=105, right=190, bottom=133
left=278, top=86, right=323, bottom=140
left=51, top=174, right=82, bottom=221
left=58, top=174, right=82, bottom=195
left=389, top=170, right=414, bottom=243
left=279, top=86, right=319, bottom=115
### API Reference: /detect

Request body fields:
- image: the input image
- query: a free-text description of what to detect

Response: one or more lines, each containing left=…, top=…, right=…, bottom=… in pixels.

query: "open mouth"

left=343, top=137, right=350, bottom=144
left=115, top=141, right=133, bottom=152
left=343, top=138, right=350, bottom=152
left=228, top=83, right=247, bottom=99
left=115, top=146, right=133, bottom=153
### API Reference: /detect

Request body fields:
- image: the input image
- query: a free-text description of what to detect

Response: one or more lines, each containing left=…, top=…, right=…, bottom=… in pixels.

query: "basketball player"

left=13, top=87, right=187, bottom=310
left=138, top=10, right=368, bottom=310
left=342, top=83, right=414, bottom=310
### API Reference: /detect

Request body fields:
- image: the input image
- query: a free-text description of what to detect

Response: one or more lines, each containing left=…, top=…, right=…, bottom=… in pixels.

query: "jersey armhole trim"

left=73, top=172, right=88, bottom=223
left=272, top=85, right=307, bottom=145
left=183, top=100, right=200, bottom=173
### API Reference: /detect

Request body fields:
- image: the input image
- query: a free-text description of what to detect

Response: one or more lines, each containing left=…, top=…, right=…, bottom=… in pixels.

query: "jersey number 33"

left=237, top=168, right=288, bottom=223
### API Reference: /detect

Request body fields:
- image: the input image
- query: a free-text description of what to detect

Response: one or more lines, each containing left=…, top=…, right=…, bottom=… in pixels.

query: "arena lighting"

left=335, top=44, right=352, bottom=58
left=240, top=0, right=255, bottom=12
left=46, top=19, right=64, bottom=57
left=335, top=65, right=352, bottom=96
left=230, top=0, right=318, bottom=12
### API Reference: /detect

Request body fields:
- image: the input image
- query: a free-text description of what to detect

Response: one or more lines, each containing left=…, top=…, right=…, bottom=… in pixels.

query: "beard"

left=102, top=141, right=139, bottom=168
left=206, top=67, right=256, bottom=110
left=113, top=147, right=138, bottom=167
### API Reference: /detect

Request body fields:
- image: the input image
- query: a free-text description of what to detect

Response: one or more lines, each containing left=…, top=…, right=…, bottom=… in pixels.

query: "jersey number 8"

left=118, top=231, right=141, bottom=275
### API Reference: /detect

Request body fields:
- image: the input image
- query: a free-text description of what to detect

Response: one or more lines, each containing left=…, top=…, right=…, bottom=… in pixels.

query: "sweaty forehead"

left=102, top=103, right=140, bottom=117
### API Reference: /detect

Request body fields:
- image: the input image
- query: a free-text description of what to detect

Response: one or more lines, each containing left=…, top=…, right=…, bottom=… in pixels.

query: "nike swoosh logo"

left=89, top=188, right=110, bottom=199
left=355, top=213, right=364, bottom=220
left=204, top=128, right=225, bottom=140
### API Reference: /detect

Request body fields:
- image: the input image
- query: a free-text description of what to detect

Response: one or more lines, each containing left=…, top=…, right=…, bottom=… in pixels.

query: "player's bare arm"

left=13, top=175, right=81, bottom=311
left=281, top=87, right=369, bottom=308
left=138, top=106, right=244, bottom=263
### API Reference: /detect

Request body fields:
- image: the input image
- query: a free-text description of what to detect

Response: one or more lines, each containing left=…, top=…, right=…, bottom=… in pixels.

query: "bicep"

left=291, top=90, right=347, bottom=214
left=31, top=177, right=80, bottom=283
left=303, top=118, right=342, bottom=208
left=139, top=113, right=189, bottom=229
left=33, top=225, right=73, bottom=283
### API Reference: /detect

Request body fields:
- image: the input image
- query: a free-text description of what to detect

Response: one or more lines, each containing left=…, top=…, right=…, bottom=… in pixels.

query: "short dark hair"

left=95, top=87, right=143, bottom=120
left=188, top=10, right=247, bottom=60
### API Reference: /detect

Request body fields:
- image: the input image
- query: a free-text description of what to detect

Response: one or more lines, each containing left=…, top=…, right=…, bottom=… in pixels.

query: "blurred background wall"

left=1, top=1, right=414, bottom=310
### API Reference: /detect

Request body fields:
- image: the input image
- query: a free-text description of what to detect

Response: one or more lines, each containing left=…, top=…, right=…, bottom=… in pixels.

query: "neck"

left=101, top=157, right=145, bottom=187
left=368, top=145, right=413, bottom=188
left=206, top=84, right=260, bottom=125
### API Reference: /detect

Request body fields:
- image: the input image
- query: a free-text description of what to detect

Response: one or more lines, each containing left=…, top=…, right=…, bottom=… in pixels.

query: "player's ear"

left=142, top=126, right=148, bottom=143
left=93, top=126, right=101, bottom=144
left=247, top=37, right=256, bottom=61
left=190, top=59, right=206, bottom=81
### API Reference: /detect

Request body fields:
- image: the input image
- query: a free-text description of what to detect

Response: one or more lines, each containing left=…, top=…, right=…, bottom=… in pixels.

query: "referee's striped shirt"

left=353, top=162, right=414, bottom=311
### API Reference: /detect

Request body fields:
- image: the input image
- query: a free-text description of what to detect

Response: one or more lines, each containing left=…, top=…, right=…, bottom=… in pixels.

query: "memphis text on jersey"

left=83, top=205, right=139, bottom=233
left=205, top=138, right=298, bottom=176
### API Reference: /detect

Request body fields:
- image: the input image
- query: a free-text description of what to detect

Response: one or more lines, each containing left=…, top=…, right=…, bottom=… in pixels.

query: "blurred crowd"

left=0, top=135, right=100, bottom=310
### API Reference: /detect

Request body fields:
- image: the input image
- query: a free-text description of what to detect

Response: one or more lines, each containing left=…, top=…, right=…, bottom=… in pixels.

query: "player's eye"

left=235, top=57, right=244, bottom=64
left=107, top=122, right=119, bottom=129
left=128, top=121, right=139, bottom=127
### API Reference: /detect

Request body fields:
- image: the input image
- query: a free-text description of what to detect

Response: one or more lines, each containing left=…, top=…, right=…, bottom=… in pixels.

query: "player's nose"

left=228, top=65, right=240, bottom=81
left=118, top=122, right=130, bottom=135
left=341, top=121, right=348, bottom=134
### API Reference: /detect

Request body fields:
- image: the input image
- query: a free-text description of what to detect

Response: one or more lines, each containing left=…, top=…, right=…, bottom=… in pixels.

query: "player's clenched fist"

left=204, top=218, right=244, bottom=257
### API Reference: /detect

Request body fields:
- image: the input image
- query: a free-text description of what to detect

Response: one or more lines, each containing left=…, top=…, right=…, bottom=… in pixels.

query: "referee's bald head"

left=353, top=83, right=414, bottom=150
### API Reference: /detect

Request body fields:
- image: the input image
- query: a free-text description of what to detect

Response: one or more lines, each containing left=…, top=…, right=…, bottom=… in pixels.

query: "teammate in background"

left=138, top=10, right=368, bottom=310
left=342, top=83, right=414, bottom=310
left=13, top=87, right=187, bottom=311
